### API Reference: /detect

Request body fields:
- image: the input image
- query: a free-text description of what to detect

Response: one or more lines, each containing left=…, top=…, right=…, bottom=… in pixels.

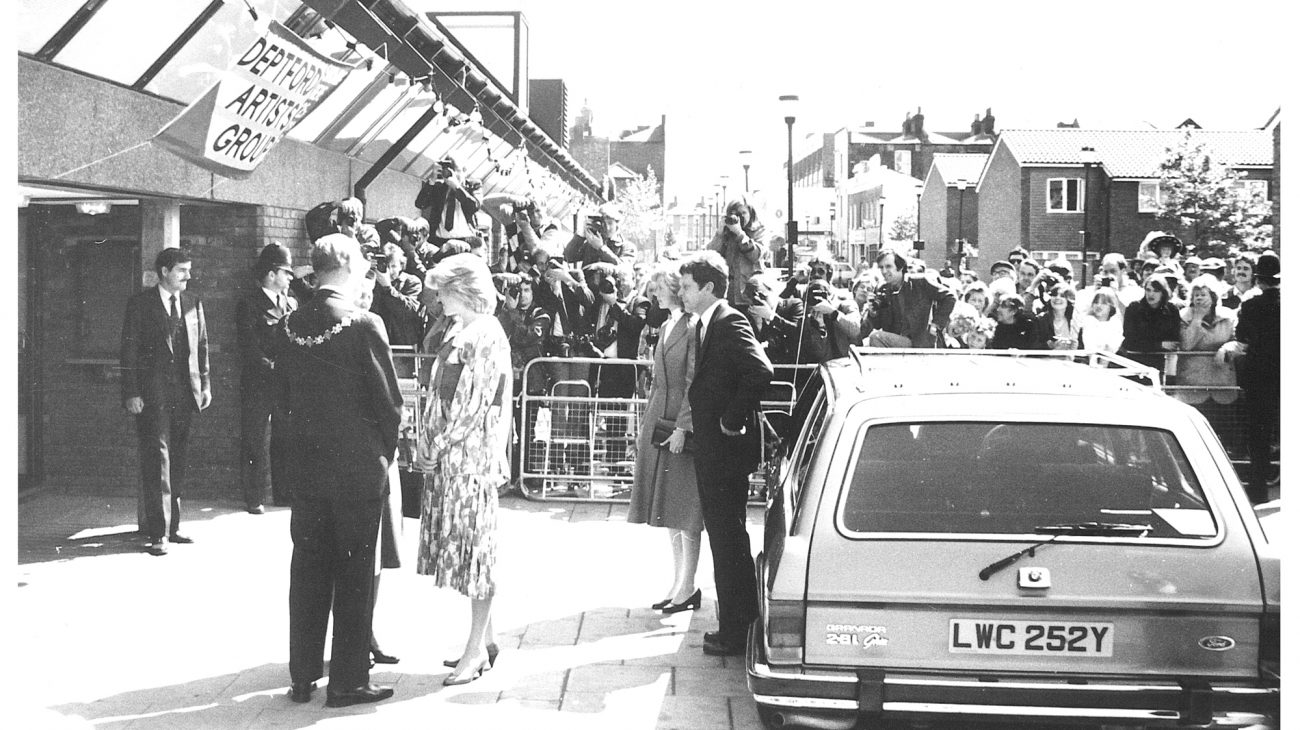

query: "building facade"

left=17, top=0, right=601, bottom=494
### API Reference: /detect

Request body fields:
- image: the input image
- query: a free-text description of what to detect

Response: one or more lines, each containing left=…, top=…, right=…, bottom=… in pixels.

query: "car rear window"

left=840, top=421, right=1216, bottom=538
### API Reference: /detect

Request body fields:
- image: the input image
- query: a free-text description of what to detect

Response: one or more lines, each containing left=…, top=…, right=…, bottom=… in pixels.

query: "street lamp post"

left=914, top=180, right=924, bottom=255
left=1079, top=145, right=1098, bottom=286
left=720, top=174, right=730, bottom=214
left=739, top=150, right=752, bottom=193
left=955, top=179, right=968, bottom=270
left=780, top=94, right=799, bottom=276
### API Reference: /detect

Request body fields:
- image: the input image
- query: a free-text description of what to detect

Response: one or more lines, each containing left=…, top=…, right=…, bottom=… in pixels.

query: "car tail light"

left=1258, top=611, right=1279, bottom=678
left=765, top=598, right=806, bottom=664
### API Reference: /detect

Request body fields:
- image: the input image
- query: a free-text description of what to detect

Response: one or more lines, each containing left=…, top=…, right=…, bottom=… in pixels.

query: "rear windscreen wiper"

left=978, top=522, right=1152, bottom=581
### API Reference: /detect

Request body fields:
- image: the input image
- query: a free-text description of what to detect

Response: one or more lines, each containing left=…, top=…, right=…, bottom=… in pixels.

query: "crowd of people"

left=119, top=165, right=1279, bottom=708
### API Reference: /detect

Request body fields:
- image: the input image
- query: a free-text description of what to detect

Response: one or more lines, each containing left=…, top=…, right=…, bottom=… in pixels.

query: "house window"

left=895, top=149, right=912, bottom=175
left=1138, top=181, right=1163, bottom=213
left=1234, top=179, right=1269, bottom=200
left=1047, top=178, right=1084, bottom=213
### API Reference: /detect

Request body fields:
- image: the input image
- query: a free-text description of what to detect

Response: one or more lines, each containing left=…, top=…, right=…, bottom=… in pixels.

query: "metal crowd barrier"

left=394, top=346, right=1272, bottom=502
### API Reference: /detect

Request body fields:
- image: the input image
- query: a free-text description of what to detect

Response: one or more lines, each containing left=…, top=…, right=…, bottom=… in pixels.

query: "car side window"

left=790, top=394, right=829, bottom=510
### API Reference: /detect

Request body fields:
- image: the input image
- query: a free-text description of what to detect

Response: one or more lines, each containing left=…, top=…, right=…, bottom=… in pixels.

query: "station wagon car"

left=748, top=350, right=1279, bottom=729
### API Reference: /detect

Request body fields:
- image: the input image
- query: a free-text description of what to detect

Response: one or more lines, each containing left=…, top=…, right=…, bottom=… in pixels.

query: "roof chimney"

left=913, top=107, right=927, bottom=141
left=981, top=108, right=996, bottom=135
left=971, top=113, right=982, bottom=136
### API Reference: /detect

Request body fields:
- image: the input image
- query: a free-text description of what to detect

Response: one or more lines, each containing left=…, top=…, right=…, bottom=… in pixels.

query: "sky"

left=414, top=0, right=1287, bottom=208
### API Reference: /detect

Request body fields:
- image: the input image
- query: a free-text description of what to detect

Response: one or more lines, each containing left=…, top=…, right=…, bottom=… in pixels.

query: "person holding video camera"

left=565, top=203, right=635, bottom=268
left=707, top=197, right=767, bottom=311
left=866, top=249, right=956, bottom=348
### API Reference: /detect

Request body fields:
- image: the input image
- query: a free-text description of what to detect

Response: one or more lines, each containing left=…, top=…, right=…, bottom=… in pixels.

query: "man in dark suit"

left=236, top=243, right=296, bottom=514
left=680, top=251, right=774, bottom=656
left=369, top=242, right=425, bottom=377
left=121, top=248, right=211, bottom=556
left=275, top=233, right=402, bottom=708
left=1229, top=250, right=1280, bottom=504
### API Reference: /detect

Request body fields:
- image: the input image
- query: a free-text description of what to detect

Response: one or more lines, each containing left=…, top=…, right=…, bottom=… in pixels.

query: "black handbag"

left=652, top=420, right=694, bottom=453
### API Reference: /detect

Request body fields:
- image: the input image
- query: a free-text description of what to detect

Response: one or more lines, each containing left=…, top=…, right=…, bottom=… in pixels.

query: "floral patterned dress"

left=414, top=315, right=512, bottom=599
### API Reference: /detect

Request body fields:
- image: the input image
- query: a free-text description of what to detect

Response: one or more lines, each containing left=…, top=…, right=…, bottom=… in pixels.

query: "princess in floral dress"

left=414, top=253, right=512, bottom=686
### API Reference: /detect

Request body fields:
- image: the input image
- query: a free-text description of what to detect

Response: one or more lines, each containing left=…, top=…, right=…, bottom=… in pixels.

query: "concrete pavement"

left=16, top=489, right=768, bottom=730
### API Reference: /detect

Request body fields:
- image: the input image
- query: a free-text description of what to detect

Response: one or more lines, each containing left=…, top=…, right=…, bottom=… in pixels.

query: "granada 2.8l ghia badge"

left=1198, top=636, right=1235, bottom=651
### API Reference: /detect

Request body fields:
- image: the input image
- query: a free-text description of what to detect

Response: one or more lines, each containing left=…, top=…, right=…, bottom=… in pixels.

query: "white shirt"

left=695, top=298, right=724, bottom=340
left=158, top=286, right=182, bottom=313
left=263, top=286, right=288, bottom=311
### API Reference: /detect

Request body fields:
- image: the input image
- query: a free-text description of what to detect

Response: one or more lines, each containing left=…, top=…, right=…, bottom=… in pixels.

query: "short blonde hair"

left=425, top=253, right=495, bottom=314
left=648, top=263, right=684, bottom=309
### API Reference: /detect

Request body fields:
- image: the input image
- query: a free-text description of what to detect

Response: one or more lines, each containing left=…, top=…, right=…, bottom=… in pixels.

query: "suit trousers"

left=289, top=495, right=383, bottom=691
left=240, top=393, right=291, bottom=508
left=135, top=392, right=195, bottom=540
left=1243, top=385, right=1279, bottom=504
left=695, top=453, right=758, bottom=642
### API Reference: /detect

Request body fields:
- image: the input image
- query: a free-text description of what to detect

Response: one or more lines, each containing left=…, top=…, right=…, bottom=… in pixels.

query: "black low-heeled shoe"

left=651, top=598, right=674, bottom=610
left=442, top=642, right=499, bottom=669
left=660, top=589, right=701, bottom=615
left=370, top=648, right=400, bottom=665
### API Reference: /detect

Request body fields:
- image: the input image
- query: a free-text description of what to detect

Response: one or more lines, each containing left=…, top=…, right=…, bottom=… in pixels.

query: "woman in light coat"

left=628, top=265, right=703, bottom=615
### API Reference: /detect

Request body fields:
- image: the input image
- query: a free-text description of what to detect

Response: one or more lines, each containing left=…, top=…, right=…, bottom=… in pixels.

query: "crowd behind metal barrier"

left=294, top=189, right=1278, bottom=505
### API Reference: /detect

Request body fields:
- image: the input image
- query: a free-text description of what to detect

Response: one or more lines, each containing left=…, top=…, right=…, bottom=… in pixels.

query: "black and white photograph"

left=11, top=0, right=1287, bottom=727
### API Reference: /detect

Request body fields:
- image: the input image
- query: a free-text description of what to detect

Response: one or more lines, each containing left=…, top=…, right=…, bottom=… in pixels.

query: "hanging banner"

left=152, top=21, right=354, bottom=179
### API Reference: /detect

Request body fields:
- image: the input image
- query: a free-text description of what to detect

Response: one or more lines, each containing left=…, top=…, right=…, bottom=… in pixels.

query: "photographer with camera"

left=368, top=244, right=426, bottom=376
left=866, top=249, right=957, bottom=348
left=582, top=263, right=649, bottom=396
left=414, top=154, right=482, bottom=251
left=565, top=203, right=635, bottom=268
left=481, top=193, right=567, bottom=276
left=706, top=197, right=767, bottom=311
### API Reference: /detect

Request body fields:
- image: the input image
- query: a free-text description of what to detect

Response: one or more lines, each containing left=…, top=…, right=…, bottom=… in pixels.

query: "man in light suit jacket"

left=120, top=247, right=211, bottom=556
left=275, top=233, right=402, bottom=708
left=236, top=242, right=296, bottom=513
left=679, top=251, right=773, bottom=656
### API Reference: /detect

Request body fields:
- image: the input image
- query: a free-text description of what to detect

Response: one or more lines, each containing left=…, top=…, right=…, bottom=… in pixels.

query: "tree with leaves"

left=888, top=213, right=917, bottom=243
left=613, top=165, right=662, bottom=259
left=1156, top=131, right=1273, bottom=257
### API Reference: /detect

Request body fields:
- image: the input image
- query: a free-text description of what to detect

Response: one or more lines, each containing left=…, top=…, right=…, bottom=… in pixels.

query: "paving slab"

left=18, top=489, right=766, bottom=729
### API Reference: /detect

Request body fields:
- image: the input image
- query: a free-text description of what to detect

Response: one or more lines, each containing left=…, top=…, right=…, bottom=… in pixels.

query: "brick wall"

left=29, top=201, right=313, bottom=500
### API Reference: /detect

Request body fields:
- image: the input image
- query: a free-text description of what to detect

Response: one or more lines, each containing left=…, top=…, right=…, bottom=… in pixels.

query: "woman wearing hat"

left=1141, top=231, right=1185, bottom=283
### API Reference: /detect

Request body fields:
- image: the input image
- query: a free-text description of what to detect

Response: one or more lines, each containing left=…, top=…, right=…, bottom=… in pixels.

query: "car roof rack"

left=845, top=348, right=1163, bottom=393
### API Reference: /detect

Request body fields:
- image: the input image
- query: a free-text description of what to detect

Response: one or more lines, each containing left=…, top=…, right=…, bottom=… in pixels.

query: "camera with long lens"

left=598, top=278, right=616, bottom=296
left=724, top=214, right=740, bottom=226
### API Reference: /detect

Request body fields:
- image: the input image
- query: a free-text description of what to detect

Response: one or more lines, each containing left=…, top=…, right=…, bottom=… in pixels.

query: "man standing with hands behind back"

left=679, top=251, right=773, bottom=656
left=275, top=233, right=402, bottom=708
left=120, top=247, right=211, bottom=556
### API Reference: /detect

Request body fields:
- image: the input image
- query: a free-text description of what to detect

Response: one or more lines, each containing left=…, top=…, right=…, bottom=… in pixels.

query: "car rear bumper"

left=746, top=623, right=1278, bottom=728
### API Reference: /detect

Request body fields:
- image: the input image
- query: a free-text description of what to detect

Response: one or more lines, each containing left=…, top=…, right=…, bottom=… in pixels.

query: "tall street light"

left=1079, top=145, right=1098, bottom=286
left=955, top=179, right=969, bottom=270
left=780, top=94, right=799, bottom=276
left=739, top=150, right=752, bottom=192
left=720, top=174, right=730, bottom=212
left=914, top=180, right=924, bottom=255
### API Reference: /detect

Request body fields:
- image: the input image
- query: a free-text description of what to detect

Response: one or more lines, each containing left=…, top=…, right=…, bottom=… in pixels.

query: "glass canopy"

left=18, top=0, right=594, bottom=207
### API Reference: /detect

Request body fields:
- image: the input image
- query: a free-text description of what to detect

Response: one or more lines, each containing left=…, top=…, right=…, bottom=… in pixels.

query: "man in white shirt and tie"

left=121, top=248, right=211, bottom=555
left=236, top=243, right=296, bottom=514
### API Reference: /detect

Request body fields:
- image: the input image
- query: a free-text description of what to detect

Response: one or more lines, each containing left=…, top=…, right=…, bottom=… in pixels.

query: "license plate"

left=949, top=619, right=1114, bottom=656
